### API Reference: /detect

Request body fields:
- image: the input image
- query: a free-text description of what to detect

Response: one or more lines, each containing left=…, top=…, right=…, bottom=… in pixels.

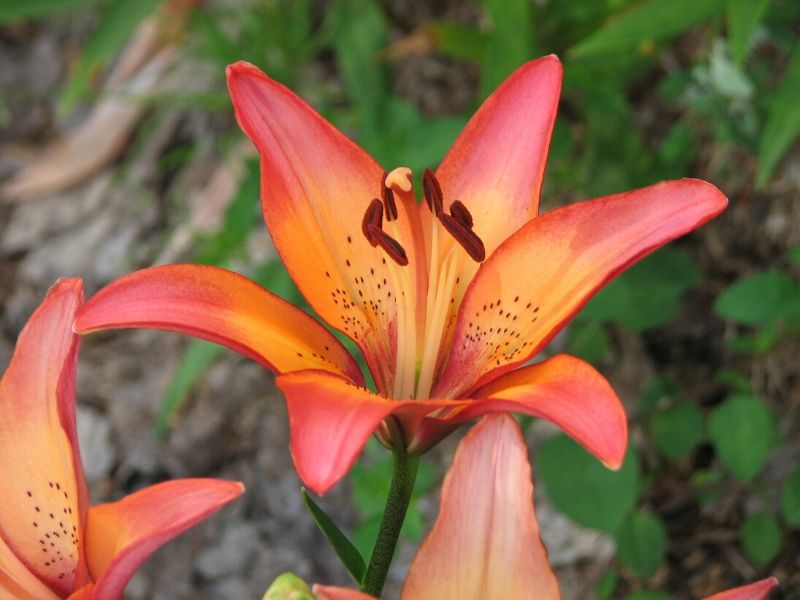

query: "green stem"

left=361, top=449, right=420, bottom=597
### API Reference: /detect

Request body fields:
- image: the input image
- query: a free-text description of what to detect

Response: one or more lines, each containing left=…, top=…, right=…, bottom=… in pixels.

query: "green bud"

left=262, top=572, right=316, bottom=600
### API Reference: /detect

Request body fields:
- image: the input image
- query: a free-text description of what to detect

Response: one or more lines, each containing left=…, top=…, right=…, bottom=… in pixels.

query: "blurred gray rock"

left=76, top=404, right=116, bottom=482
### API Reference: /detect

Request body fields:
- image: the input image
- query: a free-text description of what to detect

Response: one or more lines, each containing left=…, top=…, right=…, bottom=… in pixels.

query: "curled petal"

left=0, top=279, right=88, bottom=596
left=402, top=415, right=560, bottom=600
left=436, top=179, right=728, bottom=397
left=704, top=578, right=778, bottom=600
left=417, top=355, right=626, bottom=469
left=85, top=479, right=243, bottom=599
left=276, top=370, right=466, bottom=495
left=75, top=265, right=363, bottom=384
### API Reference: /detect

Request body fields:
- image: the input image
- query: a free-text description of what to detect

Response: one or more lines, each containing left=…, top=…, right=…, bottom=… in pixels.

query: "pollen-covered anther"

left=361, top=198, right=384, bottom=246
left=366, top=224, right=409, bottom=266
left=381, top=180, right=398, bottom=222
left=439, top=213, right=486, bottom=262
left=422, top=168, right=444, bottom=216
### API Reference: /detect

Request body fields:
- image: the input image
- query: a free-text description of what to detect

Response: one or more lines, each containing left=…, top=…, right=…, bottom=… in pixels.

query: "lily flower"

left=0, top=279, right=243, bottom=599
left=75, top=55, right=727, bottom=494
left=312, top=415, right=778, bottom=600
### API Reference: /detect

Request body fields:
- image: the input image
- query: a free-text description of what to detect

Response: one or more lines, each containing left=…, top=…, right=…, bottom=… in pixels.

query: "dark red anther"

left=422, top=168, right=444, bottom=216
left=361, top=198, right=384, bottom=246
left=367, top=224, right=409, bottom=266
left=439, top=213, right=485, bottom=262
left=449, top=200, right=473, bottom=229
left=381, top=171, right=399, bottom=221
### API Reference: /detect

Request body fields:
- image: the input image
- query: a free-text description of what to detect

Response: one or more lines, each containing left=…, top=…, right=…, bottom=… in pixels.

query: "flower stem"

left=361, top=449, right=420, bottom=597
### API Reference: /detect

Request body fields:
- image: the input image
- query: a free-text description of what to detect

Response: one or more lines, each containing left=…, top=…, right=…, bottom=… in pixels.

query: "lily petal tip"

left=225, top=60, right=260, bottom=81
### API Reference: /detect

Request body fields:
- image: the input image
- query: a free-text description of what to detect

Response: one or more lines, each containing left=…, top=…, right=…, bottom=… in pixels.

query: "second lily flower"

left=75, top=55, right=727, bottom=494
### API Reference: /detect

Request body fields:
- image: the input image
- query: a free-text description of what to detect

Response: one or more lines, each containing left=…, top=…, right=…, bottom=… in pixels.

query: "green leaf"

left=155, top=339, right=221, bottom=437
left=569, top=0, right=725, bottom=59
left=537, top=434, right=639, bottom=533
left=787, top=245, right=800, bottom=265
left=626, top=593, right=673, bottom=600
left=262, top=572, right=315, bottom=600
left=615, top=512, right=667, bottom=578
left=708, top=395, right=778, bottom=480
left=714, top=270, right=800, bottom=326
left=726, top=0, right=770, bottom=65
left=740, top=511, right=782, bottom=565
left=0, top=0, right=111, bottom=22
left=566, top=320, right=613, bottom=364
left=780, top=466, right=800, bottom=527
left=59, top=0, right=163, bottom=114
left=328, top=0, right=389, bottom=146
left=639, top=376, right=679, bottom=412
left=757, top=43, right=800, bottom=188
left=479, top=0, right=534, bottom=98
left=649, top=403, right=704, bottom=459
left=579, top=246, right=700, bottom=331
left=595, top=570, right=618, bottom=600
left=193, top=159, right=262, bottom=266
left=429, top=22, right=488, bottom=62
left=301, top=489, right=366, bottom=584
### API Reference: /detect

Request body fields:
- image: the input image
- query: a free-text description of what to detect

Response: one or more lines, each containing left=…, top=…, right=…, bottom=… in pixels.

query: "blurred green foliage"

left=11, top=0, right=799, bottom=593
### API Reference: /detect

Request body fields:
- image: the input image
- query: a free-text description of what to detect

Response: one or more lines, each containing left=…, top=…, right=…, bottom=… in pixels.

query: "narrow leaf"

left=0, top=0, right=111, bottom=22
left=59, top=0, right=163, bottom=114
left=756, top=44, right=800, bottom=188
left=726, top=0, right=769, bottom=65
left=155, top=339, right=222, bottom=437
left=301, top=488, right=366, bottom=585
left=479, top=0, right=534, bottom=98
left=569, top=0, right=725, bottom=59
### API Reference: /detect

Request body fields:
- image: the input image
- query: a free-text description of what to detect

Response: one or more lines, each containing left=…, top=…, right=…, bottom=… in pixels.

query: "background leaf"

left=714, top=270, right=800, bottom=326
left=756, top=43, right=800, bottom=188
left=708, top=395, right=778, bottom=480
left=537, top=434, right=639, bottom=533
left=648, top=403, right=704, bottom=459
left=478, top=0, right=534, bottom=98
left=0, top=0, right=111, bottom=22
left=780, top=466, right=800, bottom=527
left=59, top=0, right=163, bottom=114
left=579, top=247, right=700, bottom=331
left=615, top=512, right=668, bottom=578
left=569, top=0, right=725, bottom=59
left=726, top=0, right=770, bottom=65
left=740, top=511, right=782, bottom=565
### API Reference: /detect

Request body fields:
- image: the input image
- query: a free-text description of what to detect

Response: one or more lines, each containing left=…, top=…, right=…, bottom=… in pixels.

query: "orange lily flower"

left=313, top=415, right=778, bottom=600
left=0, top=279, right=243, bottom=599
left=75, top=55, right=727, bottom=494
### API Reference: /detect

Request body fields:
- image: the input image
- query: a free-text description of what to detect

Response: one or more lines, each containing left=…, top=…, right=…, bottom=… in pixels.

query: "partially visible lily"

left=0, top=279, right=243, bottom=599
left=312, top=415, right=778, bottom=600
left=75, top=56, right=727, bottom=496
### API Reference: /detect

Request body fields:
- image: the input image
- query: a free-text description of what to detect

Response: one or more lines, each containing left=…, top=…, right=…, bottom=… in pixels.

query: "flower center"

left=359, top=168, right=487, bottom=401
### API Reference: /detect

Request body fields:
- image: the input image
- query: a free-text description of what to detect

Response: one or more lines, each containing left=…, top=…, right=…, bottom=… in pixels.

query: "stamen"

left=381, top=171, right=399, bottom=221
left=385, top=167, right=412, bottom=192
left=422, top=168, right=444, bottom=216
left=439, top=213, right=486, bottom=262
left=366, top=224, right=409, bottom=266
left=383, top=187, right=398, bottom=221
left=449, top=200, right=473, bottom=229
left=361, top=198, right=384, bottom=246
